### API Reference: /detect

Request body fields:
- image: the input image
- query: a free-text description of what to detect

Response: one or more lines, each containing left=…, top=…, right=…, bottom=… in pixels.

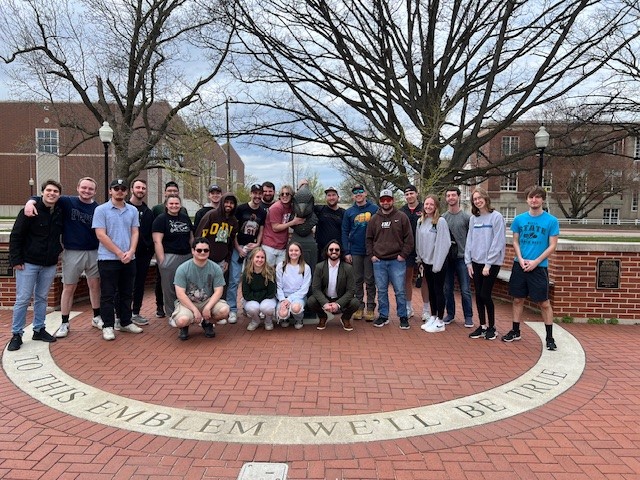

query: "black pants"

left=423, top=263, right=446, bottom=319
left=471, top=262, right=500, bottom=327
left=98, top=260, right=136, bottom=328
left=307, top=294, right=360, bottom=320
left=132, top=250, right=153, bottom=314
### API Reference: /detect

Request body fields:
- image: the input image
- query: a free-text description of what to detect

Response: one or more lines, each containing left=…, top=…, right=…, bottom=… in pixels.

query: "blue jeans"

left=444, top=257, right=473, bottom=320
left=226, top=249, right=243, bottom=312
left=12, top=263, right=57, bottom=335
left=372, top=259, right=407, bottom=318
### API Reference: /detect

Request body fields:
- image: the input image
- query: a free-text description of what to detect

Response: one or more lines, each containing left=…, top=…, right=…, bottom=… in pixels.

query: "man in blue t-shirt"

left=503, top=186, right=560, bottom=351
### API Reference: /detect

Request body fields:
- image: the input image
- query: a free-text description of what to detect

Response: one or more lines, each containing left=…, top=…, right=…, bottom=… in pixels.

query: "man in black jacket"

left=307, top=240, right=359, bottom=331
left=8, top=179, right=64, bottom=351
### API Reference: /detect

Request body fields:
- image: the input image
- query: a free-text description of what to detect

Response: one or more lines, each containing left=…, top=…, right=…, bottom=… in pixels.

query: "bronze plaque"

left=0, top=249, right=13, bottom=277
left=596, top=258, right=620, bottom=289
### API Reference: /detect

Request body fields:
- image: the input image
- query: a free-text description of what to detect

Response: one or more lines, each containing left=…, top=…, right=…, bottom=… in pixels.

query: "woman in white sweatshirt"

left=276, top=242, right=312, bottom=329
left=464, top=187, right=506, bottom=340
left=415, top=195, right=451, bottom=333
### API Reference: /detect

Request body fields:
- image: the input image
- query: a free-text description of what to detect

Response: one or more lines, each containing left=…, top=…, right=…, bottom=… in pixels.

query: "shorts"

left=169, top=299, right=229, bottom=327
left=62, top=249, right=99, bottom=284
left=508, top=262, right=550, bottom=303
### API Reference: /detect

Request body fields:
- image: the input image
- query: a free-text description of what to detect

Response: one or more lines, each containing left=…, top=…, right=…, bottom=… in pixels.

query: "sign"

left=596, top=258, right=621, bottom=289
left=0, top=249, right=13, bottom=277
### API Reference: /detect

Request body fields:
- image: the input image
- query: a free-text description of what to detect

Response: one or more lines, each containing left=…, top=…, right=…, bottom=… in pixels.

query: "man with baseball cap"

left=366, top=189, right=414, bottom=329
left=314, top=186, right=345, bottom=262
left=194, top=184, right=223, bottom=230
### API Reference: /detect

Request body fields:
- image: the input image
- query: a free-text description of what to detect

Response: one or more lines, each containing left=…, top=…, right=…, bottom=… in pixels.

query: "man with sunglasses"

left=261, top=185, right=305, bottom=266
left=92, top=179, right=143, bottom=341
left=307, top=241, right=359, bottom=331
left=171, top=238, right=230, bottom=340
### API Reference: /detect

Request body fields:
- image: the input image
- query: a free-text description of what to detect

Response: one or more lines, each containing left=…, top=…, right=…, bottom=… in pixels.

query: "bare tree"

left=229, top=0, right=639, bottom=190
left=0, top=0, right=234, bottom=182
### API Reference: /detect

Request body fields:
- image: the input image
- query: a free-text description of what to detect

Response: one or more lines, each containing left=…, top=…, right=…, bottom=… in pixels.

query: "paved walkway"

left=1, top=290, right=639, bottom=479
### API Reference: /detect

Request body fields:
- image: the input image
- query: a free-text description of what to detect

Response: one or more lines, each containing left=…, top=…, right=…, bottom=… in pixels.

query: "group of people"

left=7, top=175, right=560, bottom=352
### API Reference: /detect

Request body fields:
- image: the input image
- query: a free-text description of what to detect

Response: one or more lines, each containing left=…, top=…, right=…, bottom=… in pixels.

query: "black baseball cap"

left=250, top=183, right=262, bottom=192
left=209, top=184, right=222, bottom=192
left=109, top=179, right=128, bottom=189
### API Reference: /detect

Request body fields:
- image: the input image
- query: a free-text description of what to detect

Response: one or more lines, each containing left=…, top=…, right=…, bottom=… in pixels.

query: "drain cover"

left=237, top=462, right=288, bottom=480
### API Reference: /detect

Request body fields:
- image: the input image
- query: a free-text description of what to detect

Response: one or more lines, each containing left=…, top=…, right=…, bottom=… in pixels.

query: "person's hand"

left=24, top=201, right=37, bottom=217
left=482, top=265, right=490, bottom=276
left=291, top=216, right=305, bottom=226
left=371, top=255, right=379, bottom=263
left=467, top=265, right=474, bottom=278
left=344, top=254, right=353, bottom=264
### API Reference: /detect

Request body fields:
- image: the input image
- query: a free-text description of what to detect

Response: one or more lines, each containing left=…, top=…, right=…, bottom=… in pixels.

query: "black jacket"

left=10, top=200, right=63, bottom=267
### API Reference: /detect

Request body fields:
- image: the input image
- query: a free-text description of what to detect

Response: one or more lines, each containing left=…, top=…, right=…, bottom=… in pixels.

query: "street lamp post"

left=225, top=97, right=232, bottom=191
left=99, top=121, right=113, bottom=201
left=535, top=124, right=550, bottom=187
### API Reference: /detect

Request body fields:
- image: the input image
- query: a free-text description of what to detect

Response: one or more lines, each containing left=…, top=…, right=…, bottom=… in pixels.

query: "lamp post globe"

left=99, top=121, right=113, bottom=201
left=535, top=125, right=550, bottom=187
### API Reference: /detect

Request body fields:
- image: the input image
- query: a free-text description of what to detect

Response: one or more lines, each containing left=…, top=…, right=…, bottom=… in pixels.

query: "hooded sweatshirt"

left=365, top=206, right=414, bottom=260
left=341, top=200, right=378, bottom=256
left=195, top=192, right=238, bottom=263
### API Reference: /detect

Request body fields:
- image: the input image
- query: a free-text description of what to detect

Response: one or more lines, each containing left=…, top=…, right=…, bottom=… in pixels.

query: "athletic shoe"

left=353, top=308, right=364, bottom=320
left=32, top=328, right=57, bottom=342
left=264, top=319, right=274, bottom=331
left=425, top=319, right=445, bottom=333
left=114, top=318, right=121, bottom=331
left=341, top=317, right=354, bottom=331
left=7, top=334, right=22, bottom=351
left=399, top=317, right=410, bottom=330
left=502, top=329, right=521, bottom=342
left=179, top=326, right=189, bottom=341
left=373, top=316, right=389, bottom=327
left=131, top=314, right=149, bottom=326
left=407, top=306, right=414, bottom=318
left=102, top=327, right=115, bottom=341
left=91, top=316, right=104, bottom=329
left=468, top=326, right=486, bottom=339
left=202, top=322, right=216, bottom=338
left=156, top=308, right=166, bottom=318
left=420, top=316, right=436, bottom=331
left=280, top=318, right=290, bottom=328
left=364, top=310, right=376, bottom=322
left=546, top=338, right=557, bottom=351
left=228, top=312, right=237, bottom=324
left=484, top=326, right=497, bottom=340
left=119, top=323, right=143, bottom=334
left=294, top=319, right=304, bottom=330
left=317, top=316, right=328, bottom=330
left=216, top=318, right=228, bottom=325
left=442, top=315, right=455, bottom=325
left=55, top=323, right=70, bottom=338
left=247, top=319, right=261, bottom=331
left=464, top=317, right=474, bottom=328
left=421, top=312, right=431, bottom=323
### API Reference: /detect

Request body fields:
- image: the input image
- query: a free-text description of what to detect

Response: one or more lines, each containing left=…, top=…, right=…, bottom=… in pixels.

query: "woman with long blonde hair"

left=242, top=247, right=277, bottom=331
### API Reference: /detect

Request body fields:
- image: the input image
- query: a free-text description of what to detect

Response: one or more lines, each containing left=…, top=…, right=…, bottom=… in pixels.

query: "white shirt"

left=326, top=260, right=340, bottom=298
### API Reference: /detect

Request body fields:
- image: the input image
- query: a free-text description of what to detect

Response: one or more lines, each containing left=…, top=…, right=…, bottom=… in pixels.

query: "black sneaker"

left=399, top=317, right=410, bottom=330
left=485, top=326, right=497, bottom=340
left=7, top=334, right=22, bottom=351
left=546, top=338, right=557, bottom=351
left=373, top=316, right=389, bottom=328
left=202, top=322, right=216, bottom=338
left=179, top=326, right=189, bottom=341
left=468, top=326, right=486, bottom=339
left=156, top=308, right=166, bottom=318
left=502, top=329, right=521, bottom=342
left=32, top=328, right=57, bottom=343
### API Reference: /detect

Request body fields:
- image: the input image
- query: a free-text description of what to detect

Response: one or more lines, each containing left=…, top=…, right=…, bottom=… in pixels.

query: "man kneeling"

left=171, top=237, right=230, bottom=340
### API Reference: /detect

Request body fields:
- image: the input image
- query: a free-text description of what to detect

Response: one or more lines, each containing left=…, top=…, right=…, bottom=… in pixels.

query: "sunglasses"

left=328, top=248, right=341, bottom=252
left=194, top=248, right=210, bottom=253
left=111, top=186, right=127, bottom=192
left=280, top=192, right=291, bottom=197
left=352, top=189, right=365, bottom=194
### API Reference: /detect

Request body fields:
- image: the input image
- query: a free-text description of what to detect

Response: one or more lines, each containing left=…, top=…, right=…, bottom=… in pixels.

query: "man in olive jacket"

left=307, top=240, right=359, bottom=331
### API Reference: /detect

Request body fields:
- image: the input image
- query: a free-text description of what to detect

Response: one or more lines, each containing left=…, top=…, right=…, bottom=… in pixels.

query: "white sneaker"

left=102, top=327, right=115, bottom=341
left=426, top=319, right=446, bottom=333
left=247, top=319, right=261, bottom=331
left=264, top=320, right=274, bottom=331
left=228, top=312, right=237, bottom=324
left=294, top=319, right=303, bottom=330
left=119, top=323, right=143, bottom=334
left=114, top=317, right=121, bottom=331
left=216, top=318, right=228, bottom=325
left=421, top=312, right=431, bottom=322
left=92, top=316, right=103, bottom=329
left=55, top=323, right=69, bottom=338
left=421, top=316, right=437, bottom=331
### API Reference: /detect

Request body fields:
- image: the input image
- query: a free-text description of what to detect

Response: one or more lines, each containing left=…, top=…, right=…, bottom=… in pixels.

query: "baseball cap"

left=404, top=184, right=418, bottom=193
left=209, top=184, right=222, bottom=192
left=379, top=189, right=394, bottom=199
left=352, top=184, right=365, bottom=193
left=109, top=179, right=128, bottom=189
left=324, top=186, right=338, bottom=194
left=250, top=183, right=262, bottom=192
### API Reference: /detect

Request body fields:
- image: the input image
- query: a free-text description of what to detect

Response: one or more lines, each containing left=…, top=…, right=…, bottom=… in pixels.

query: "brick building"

left=0, top=101, right=244, bottom=216
left=463, top=121, right=640, bottom=225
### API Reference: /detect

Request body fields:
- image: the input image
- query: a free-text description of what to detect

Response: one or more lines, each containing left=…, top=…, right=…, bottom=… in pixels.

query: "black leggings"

left=424, top=263, right=446, bottom=319
left=472, top=262, right=500, bottom=327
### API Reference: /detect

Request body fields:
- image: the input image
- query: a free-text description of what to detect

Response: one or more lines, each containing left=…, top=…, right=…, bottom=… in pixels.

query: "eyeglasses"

left=280, top=192, right=291, bottom=197
left=111, top=186, right=127, bottom=192
left=328, top=248, right=340, bottom=252
left=352, top=189, right=365, bottom=194
left=194, top=248, right=210, bottom=253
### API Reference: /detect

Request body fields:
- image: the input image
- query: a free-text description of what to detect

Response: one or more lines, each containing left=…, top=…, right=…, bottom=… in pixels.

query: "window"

left=542, top=171, right=553, bottom=192
left=501, top=136, right=519, bottom=156
left=500, top=172, right=518, bottom=191
left=635, top=137, right=640, bottom=159
left=632, top=191, right=639, bottom=212
left=500, top=207, right=516, bottom=223
left=571, top=171, right=587, bottom=194
left=603, top=208, right=619, bottom=225
left=605, top=169, right=622, bottom=193
left=36, top=129, right=59, bottom=154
